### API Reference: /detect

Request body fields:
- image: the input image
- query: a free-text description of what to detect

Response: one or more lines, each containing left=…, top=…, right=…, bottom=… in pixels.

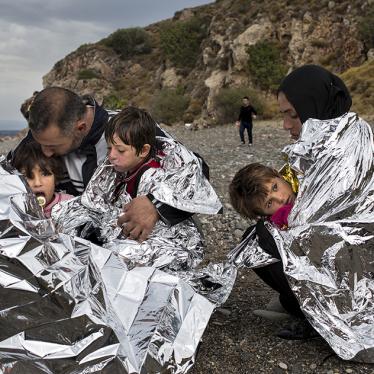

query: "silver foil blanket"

left=0, top=159, right=234, bottom=373
left=229, top=113, right=374, bottom=362
left=53, top=136, right=222, bottom=271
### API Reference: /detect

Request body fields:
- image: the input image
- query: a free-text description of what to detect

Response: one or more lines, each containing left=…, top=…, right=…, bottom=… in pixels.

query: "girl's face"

left=258, top=177, right=295, bottom=216
left=23, top=165, right=55, bottom=206
left=107, top=134, right=150, bottom=173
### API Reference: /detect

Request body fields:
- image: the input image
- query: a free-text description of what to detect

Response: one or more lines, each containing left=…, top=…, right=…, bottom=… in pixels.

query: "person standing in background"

left=235, top=96, right=257, bottom=146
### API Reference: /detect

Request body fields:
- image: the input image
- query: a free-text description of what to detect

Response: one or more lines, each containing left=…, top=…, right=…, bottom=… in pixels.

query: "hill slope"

left=43, top=0, right=374, bottom=123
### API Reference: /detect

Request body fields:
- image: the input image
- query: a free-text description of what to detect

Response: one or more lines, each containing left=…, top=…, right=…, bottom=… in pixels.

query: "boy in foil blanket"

left=53, top=107, right=222, bottom=271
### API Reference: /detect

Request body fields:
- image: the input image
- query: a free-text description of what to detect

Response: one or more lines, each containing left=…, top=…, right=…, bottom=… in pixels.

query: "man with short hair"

left=13, top=87, right=214, bottom=242
left=235, top=96, right=257, bottom=146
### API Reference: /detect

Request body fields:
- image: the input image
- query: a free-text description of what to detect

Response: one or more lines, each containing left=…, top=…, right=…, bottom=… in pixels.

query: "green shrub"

left=77, top=69, right=100, bottom=80
left=247, top=41, right=288, bottom=92
left=103, top=94, right=126, bottom=110
left=182, top=99, right=204, bottom=123
left=310, top=39, right=329, bottom=48
left=159, top=16, right=209, bottom=68
left=101, top=27, right=152, bottom=59
left=213, top=87, right=267, bottom=125
left=150, top=88, right=189, bottom=124
left=319, top=51, right=338, bottom=67
left=358, top=4, right=374, bottom=50
left=340, top=60, right=374, bottom=115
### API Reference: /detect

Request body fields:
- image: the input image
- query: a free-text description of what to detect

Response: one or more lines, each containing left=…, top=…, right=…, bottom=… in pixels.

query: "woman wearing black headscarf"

left=241, top=65, right=374, bottom=362
left=252, top=65, right=354, bottom=338
left=277, top=64, right=352, bottom=140
left=257, top=65, right=352, bottom=339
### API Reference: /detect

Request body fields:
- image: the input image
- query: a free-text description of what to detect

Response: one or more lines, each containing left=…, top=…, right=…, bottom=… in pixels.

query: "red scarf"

left=113, top=158, right=161, bottom=200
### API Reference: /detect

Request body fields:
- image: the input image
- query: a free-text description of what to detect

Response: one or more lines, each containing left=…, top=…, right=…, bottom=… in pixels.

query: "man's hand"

left=235, top=121, right=240, bottom=128
left=117, top=195, right=159, bottom=242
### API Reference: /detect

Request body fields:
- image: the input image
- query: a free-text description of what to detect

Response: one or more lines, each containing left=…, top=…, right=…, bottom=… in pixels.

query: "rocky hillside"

left=43, top=0, right=374, bottom=123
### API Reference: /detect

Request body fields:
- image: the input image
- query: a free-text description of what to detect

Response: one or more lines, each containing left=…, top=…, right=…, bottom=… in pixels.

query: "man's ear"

left=140, top=144, right=151, bottom=158
left=76, top=120, right=87, bottom=134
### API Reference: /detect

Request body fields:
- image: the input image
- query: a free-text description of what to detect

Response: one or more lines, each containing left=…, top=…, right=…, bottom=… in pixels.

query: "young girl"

left=11, top=140, right=73, bottom=218
left=229, top=162, right=296, bottom=229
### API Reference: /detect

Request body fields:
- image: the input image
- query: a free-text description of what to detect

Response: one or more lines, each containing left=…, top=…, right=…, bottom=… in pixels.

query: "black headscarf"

left=278, top=65, right=352, bottom=124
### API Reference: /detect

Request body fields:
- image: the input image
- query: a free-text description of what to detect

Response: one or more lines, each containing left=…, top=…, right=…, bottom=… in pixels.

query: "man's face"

left=32, top=124, right=84, bottom=157
left=278, top=92, right=302, bottom=140
left=243, top=98, right=249, bottom=106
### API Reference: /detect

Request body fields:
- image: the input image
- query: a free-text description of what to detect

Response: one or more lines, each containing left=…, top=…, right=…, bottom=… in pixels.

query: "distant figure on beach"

left=10, top=87, right=215, bottom=242
left=235, top=96, right=257, bottom=146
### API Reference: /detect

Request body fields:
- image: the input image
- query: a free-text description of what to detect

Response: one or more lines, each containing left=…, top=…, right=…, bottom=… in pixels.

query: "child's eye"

left=267, top=200, right=272, bottom=208
left=272, top=183, right=278, bottom=191
left=41, top=170, right=52, bottom=177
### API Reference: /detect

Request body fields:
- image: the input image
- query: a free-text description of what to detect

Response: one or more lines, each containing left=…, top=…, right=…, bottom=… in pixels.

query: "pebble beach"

left=1, top=120, right=373, bottom=373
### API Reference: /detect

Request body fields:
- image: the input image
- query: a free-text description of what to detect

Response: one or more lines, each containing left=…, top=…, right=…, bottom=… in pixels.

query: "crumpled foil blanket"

left=0, top=158, right=235, bottom=373
left=53, top=136, right=222, bottom=272
left=229, top=113, right=374, bottom=362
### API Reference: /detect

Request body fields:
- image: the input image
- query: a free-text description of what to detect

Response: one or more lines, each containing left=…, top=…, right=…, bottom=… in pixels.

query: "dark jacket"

left=238, top=105, right=257, bottom=123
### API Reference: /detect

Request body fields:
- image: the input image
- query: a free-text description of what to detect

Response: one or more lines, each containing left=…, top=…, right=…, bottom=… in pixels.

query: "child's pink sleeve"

left=43, top=193, right=74, bottom=218
left=58, top=193, right=74, bottom=202
left=269, top=203, right=293, bottom=230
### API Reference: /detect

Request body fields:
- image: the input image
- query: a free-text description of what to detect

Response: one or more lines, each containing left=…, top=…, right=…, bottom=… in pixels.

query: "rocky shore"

left=1, top=121, right=372, bottom=373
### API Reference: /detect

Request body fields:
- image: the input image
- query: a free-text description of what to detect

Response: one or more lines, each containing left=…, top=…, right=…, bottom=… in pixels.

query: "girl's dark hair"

left=105, top=106, right=156, bottom=157
left=229, top=163, right=281, bottom=219
left=12, top=140, right=64, bottom=181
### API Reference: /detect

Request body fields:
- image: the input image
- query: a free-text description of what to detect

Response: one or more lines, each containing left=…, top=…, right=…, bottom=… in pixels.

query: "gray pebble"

left=278, top=362, right=288, bottom=370
left=234, top=229, right=243, bottom=238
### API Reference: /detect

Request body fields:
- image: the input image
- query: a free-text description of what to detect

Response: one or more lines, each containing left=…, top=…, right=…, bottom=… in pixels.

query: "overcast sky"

left=0, top=0, right=212, bottom=130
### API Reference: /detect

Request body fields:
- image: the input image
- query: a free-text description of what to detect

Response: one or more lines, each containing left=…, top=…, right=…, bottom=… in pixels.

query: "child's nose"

left=32, top=176, right=42, bottom=187
left=108, top=149, right=116, bottom=160
left=273, top=194, right=286, bottom=205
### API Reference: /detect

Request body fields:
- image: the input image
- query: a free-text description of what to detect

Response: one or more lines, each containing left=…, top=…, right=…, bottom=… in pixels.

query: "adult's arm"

left=252, top=106, right=257, bottom=116
left=237, top=107, right=243, bottom=122
left=118, top=126, right=214, bottom=241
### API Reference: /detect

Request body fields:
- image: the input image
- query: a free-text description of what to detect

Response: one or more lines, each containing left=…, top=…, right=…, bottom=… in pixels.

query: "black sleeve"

left=255, top=219, right=281, bottom=260
left=238, top=107, right=243, bottom=121
left=147, top=193, right=194, bottom=226
left=252, top=106, right=257, bottom=116
left=156, top=126, right=166, bottom=137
